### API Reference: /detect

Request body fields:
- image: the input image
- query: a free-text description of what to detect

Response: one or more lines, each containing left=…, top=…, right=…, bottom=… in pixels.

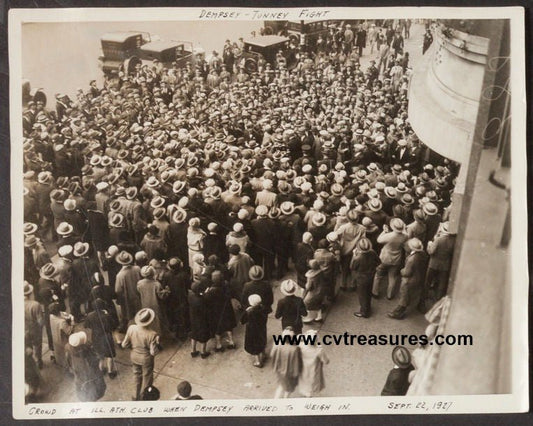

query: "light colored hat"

left=110, top=213, right=125, bottom=228
left=135, top=251, right=148, bottom=262
left=262, top=179, right=273, bottom=190
left=384, top=186, right=397, bottom=199
left=312, top=212, right=326, bottom=227
left=116, top=250, right=134, bottom=265
left=107, top=245, right=119, bottom=257
left=280, top=201, right=295, bottom=215
left=23, top=222, right=38, bottom=236
left=68, top=331, right=88, bottom=347
left=368, top=198, right=382, bottom=212
left=151, top=196, right=165, bottom=209
left=280, top=279, right=297, bottom=296
left=248, top=294, right=262, bottom=307
left=189, top=217, right=201, bottom=228
left=233, top=222, right=244, bottom=233
left=64, top=199, right=76, bottom=211
left=40, top=263, right=57, bottom=279
left=390, top=218, right=406, bottom=233
left=24, top=281, right=34, bottom=296
left=249, top=265, right=264, bottom=281
left=172, top=207, right=187, bottom=224
left=255, top=205, right=268, bottom=217
left=173, top=181, right=186, bottom=194
left=96, top=182, right=109, bottom=192
left=326, top=232, right=338, bottom=243
left=423, top=202, right=438, bottom=216
left=140, top=265, right=155, bottom=278
left=153, top=206, right=166, bottom=220
left=135, top=308, right=155, bottom=327
left=237, top=209, right=249, bottom=220
left=407, top=238, right=424, bottom=252
left=302, top=232, right=313, bottom=244
left=73, top=242, right=90, bottom=257
left=58, top=244, right=73, bottom=257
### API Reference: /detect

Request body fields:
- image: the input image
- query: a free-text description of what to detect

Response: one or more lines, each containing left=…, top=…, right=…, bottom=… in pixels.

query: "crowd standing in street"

left=22, top=19, right=454, bottom=401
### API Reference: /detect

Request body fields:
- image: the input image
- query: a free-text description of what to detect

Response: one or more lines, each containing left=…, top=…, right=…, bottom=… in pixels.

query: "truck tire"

left=289, top=34, right=301, bottom=45
left=244, top=58, right=258, bottom=74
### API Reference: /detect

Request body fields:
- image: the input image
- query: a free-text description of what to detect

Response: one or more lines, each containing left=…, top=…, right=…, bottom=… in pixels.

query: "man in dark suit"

left=241, top=266, right=274, bottom=313
left=390, top=139, right=411, bottom=166
left=388, top=238, right=428, bottom=319
left=250, top=205, right=276, bottom=279
left=356, top=25, right=367, bottom=56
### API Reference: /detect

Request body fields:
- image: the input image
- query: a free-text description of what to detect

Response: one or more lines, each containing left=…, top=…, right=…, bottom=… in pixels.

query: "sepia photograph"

left=9, top=6, right=528, bottom=419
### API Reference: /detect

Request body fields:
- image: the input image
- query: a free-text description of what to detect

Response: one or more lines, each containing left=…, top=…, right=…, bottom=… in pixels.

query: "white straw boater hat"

left=135, top=308, right=155, bottom=327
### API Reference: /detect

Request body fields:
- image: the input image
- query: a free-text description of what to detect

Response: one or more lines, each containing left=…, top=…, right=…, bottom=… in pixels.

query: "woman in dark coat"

left=161, top=257, right=191, bottom=341
left=88, top=272, right=118, bottom=322
left=205, top=270, right=237, bottom=352
left=65, top=331, right=107, bottom=402
left=188, top=280, right=212, bottom=358
left=84, top=298, right=118, bottom=379
left=240, top=294, right=268, bottom=367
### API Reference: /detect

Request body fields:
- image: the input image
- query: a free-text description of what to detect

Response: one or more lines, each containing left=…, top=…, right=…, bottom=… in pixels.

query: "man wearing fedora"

left=241, top=266, right=274, bottom=313
left=337, top=209, right=366, bottom=291
left=372, top=218, right=409, bottom=300
left=115, top=250, right=142, bottom=334
left=381, top=346, right=414, bottom=396
left=275, top=280, right=307, bottom=335
left=388, top=238, right=428, bottom=319
left=351, top=238, right=381, bottom=318
left=122, top=308, right=162, bottom=401
left=423, top=221, right=456, bottom=307
left=70, top=242, right=99, bottom=322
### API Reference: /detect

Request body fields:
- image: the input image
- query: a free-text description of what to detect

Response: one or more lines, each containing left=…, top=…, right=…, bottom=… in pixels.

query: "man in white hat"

left=275, top=280, right=307, bottom=335
left=250, top=205, right=276, bottom=280
left=336, top=209, right=366, bottom=291
left=388, top=238, right=428, bottom=319
left=372, top=218, right=408, bottom=300
left=122, top=308, right=161, bottom=401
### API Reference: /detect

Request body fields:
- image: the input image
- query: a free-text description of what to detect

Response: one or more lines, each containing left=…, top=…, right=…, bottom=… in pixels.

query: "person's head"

left=392, top=345, right=412, bottom=369
left=177, top=381, right=193, bottom=398
left=211, top=270, right=223, bottom=284
left=141, top=386, right=160, bottom=401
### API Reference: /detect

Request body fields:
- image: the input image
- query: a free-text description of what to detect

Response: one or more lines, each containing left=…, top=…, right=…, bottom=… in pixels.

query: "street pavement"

left=35, top=23, right=428, bottom=402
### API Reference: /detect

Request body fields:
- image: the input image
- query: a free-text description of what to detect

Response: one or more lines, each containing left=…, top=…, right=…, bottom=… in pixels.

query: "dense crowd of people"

left=23, top=19, right=455, bottom=403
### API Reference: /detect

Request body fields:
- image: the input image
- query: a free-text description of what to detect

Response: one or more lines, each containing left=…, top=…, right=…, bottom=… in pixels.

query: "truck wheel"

left=289, top=34, right=301, bottom=45
left=244, top=58, right=258, bottom=73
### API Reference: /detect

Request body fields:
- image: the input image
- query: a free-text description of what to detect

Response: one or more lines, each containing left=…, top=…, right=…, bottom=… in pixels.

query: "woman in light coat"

left=298, top=330, right=329, bottom=397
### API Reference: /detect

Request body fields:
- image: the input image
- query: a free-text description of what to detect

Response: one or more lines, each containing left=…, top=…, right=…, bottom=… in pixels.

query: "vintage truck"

left=240, top=35, right=296, bottom=73
left=98, top=31, right=196, bottom=75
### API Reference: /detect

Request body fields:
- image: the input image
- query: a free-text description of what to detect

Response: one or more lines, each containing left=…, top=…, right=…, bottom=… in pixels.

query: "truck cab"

left=241, top=35, right=294, bottom=73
